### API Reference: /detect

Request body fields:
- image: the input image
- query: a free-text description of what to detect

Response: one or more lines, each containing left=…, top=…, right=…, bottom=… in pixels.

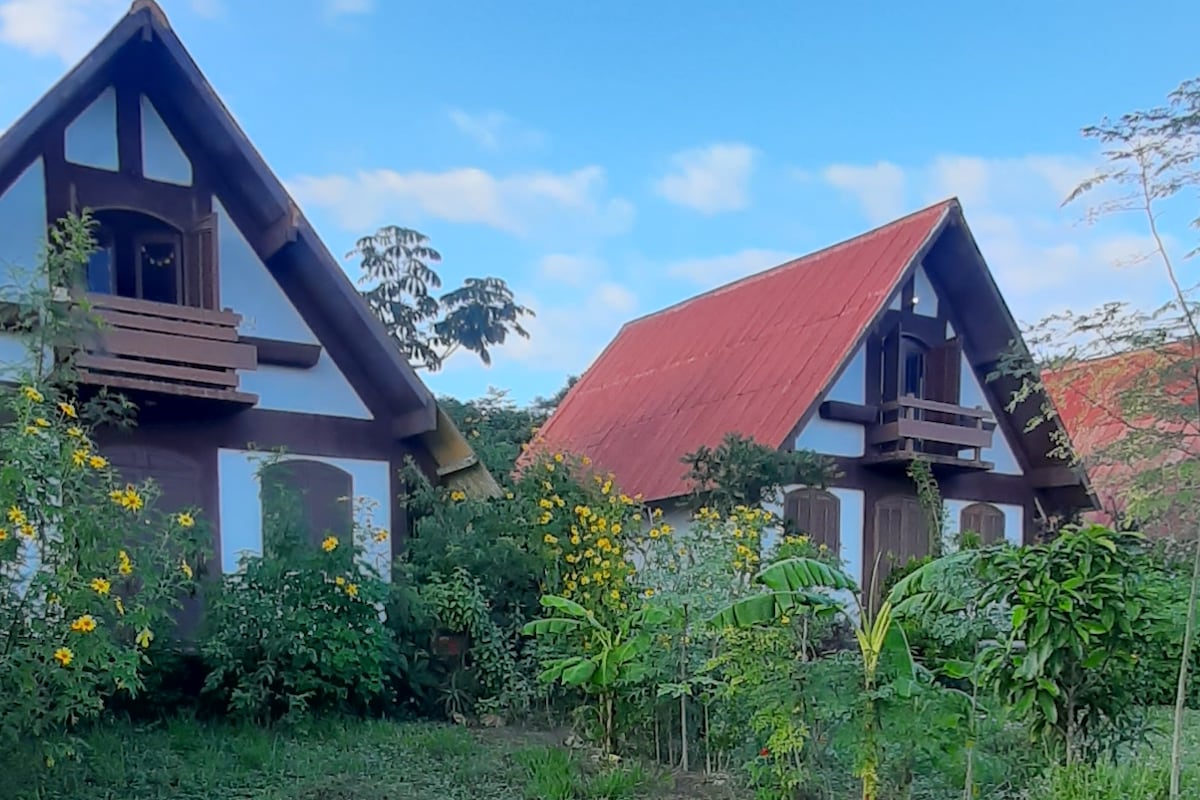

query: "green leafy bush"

left=201, top=471, right=394, bottom=723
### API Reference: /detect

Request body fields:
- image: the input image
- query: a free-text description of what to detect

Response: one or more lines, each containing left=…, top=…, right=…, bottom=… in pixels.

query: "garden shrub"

left=0, top=381, right=203, bottom=755
left=201, top=468, right=394, bottom=723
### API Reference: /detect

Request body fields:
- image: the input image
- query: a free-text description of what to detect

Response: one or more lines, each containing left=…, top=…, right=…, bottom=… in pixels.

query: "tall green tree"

left=1003, top=76, right=1200, bottom=799
left=349, top=225, right=533, bottom=372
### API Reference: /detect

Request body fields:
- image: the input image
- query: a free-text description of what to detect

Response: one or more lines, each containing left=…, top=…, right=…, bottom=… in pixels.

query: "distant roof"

left=529, top=201, right=954, bottom=501
left=1043, top=343, right=1200, bottom=523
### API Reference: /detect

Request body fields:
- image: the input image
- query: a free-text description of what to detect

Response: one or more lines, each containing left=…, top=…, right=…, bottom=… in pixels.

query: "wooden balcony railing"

left=76, top=294, right=258, bottom=405
left=865, top=396, right=995, bottom=468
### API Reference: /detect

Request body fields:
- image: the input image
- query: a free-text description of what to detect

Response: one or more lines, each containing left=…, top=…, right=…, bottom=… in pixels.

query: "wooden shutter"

left=259, top=460, right=354, bottom=549
left=185, top=212, right=218, bottom=309
left=104, top=445, right=207, bottom=637
left=960, top=502, right=1006, bottom=544
left=783, top=488, right=841, bottom=553
left=924, top=337, right=963, bottom=454
left=874, top=495, right=929, bottom=582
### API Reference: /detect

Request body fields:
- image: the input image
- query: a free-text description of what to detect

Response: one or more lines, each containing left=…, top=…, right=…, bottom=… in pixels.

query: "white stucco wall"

left=64, top=87, right=118, bottom=171
left=140, top=94, right=193, bottom=186
left=794, top=343, right=866, bottom=457
left=217, top=449, right=392, bottom=580
left=958, top=351, right=1024, bottom=475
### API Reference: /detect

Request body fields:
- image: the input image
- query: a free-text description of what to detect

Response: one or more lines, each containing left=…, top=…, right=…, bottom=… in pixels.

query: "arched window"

left=874, top=494, right=929, bottom=576
left=960, top=502, right=1006, bottom=544
left=783, top=488, right=840, bottom=553
left=259, top=460, right=353, bottom=551
left=87, top=209, right=185, bottom=305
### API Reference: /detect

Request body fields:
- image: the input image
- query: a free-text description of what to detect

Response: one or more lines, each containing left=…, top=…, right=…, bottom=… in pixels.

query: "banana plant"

left=523, top=595, right=669, bottom=753
left=711, top=557, right=917, bottom=800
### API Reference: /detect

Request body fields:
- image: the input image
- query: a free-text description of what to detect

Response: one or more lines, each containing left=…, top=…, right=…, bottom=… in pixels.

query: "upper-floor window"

left=87, top=209, right=183, bottom=305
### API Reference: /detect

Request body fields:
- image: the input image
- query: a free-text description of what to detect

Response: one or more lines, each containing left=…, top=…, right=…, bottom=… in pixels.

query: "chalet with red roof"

left=534, top=200, right=1093, bottom=591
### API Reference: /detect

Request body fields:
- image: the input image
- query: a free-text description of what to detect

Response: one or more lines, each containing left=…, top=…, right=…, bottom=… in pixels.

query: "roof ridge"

left=620, top=197, right=959, bottom=329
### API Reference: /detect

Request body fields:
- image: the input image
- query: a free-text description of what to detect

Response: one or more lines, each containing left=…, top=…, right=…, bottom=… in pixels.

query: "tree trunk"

left=680, top=604, right=689, bottom=772
left=1170, top=529, right=1200, bottom=800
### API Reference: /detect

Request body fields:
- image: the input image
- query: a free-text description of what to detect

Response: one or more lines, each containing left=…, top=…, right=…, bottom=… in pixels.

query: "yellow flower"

left=57, top=401, right=76, bottom=418
left=611, top=523, right=622, bottom=535
left=6, top=506, right=25, bottom=525
left=118, top=550, right=133, bottom=575
left=609, top=589, right=620, bottom=600
left=643, top=588, right=655, bottom=598
left=335, top=575, right=347, bottom=586
left=538, top=511, right=552, bottom=525
left=321, top=536, right=339, bottom=552
left=346, top=583, right=359, bottom=598
left=136, top=628, right=154, bottom=649
left=543, top=533, right=558, bottom=545
left=538, top=498, right=554, bottom=510
left=180, top=559, right=194, bottom=580
left=649, top=528, right=661, bottom=539
left=110, top=486, right=143, bottom=512
left=581, top=456, right=592, bottom=466
left=176, top=512, right=195, bottom=529
left=90, top=577, right=111, bottom=596
left=554, top=453, right=564, bottom=463
left=70, top=449, right=87, bottom=467
left=66, top=425, right=84, bottom=438
left=449, top=490, right=467, bottom=502
left=114, top=597, right=125, bottom=616
left=18, top=523, right=34, bottom=539
left=373, top=528, right=388, bottom=543
left=53, top=647, right=73, bottom=667
left=21, top=385, right=43, bottom=403
left=780, top=615, right=791, bottom=626
left=601, top=480, right=612, bottom=495
left=34, top=417, right=50, bottom=428
left=70, top=614, right=97, bottom=634
left=580, top=575, right=591, bottom=586
left=0, top=529, right=6, bottom=541
left=544, top=462, right=555, bottom=472
left=505, top=492, right=515, bottom=500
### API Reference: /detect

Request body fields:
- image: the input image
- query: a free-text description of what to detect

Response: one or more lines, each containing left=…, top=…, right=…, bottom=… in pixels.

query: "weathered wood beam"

left=1029, top=465, right=1083, bottom=489
left=819, top=400, right=878, bottom=425
left=241, top=336, right=321, bottom=369
left=260, top=203, right=301, bottom=259
left=391, top=402, right=438, bottom=439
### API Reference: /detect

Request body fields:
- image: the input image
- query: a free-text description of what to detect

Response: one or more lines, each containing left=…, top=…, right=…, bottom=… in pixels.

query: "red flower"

left=759, top=747, right=770, bottom=757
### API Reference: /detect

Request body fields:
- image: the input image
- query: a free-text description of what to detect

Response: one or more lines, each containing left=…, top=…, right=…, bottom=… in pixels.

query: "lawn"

left=4, top=710, right=1197, bottom=800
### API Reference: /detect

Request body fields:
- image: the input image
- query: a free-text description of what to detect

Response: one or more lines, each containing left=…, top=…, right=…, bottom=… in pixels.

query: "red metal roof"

left=1043, top=344, right=1200, bottom=527
left=530, top=201, right=955, bottom=501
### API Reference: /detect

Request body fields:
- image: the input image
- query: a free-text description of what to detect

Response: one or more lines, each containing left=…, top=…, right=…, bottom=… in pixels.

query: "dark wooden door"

left=924, top=337, right=963, bottom=455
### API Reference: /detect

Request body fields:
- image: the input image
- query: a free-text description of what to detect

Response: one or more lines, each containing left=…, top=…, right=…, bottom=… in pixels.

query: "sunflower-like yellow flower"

left=176, top=512, right=195, bottom=529
left=54, top=647, right=73, bottom=667
left=70, top=614, right=97, bottom=634
left=88, top=454, right=108, bottom=469
left=57, top=401, right=76, bottom=418
left=321, top=536, right=338, bottom=552
left=90, top=577, right=111, bottom=596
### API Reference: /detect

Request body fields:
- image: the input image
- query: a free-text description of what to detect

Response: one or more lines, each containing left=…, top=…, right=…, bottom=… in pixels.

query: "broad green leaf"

left=710, top=592, right=801, bottom=628
left=1011, top=604, right=1028, bottom=630
left=538, top=656, right=584, bottom=684
left=940, top=659, right=976, bottom=680
left=539, top=594, right=591, bottom=620
left=757, top=557, right=857, bottom=594
left=522, top=617, right=583, bottom=637
left=561, top=658, right=598, bottom=686
left=1082, top=649, right=1106, bottom=669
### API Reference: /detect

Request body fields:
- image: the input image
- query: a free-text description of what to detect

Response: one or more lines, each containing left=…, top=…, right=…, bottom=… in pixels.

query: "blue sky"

left=2, top=0, right=1198, bottom=404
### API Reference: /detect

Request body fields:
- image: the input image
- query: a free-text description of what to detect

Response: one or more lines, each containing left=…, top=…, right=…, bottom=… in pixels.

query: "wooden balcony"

left=76, top=294, right=258, bottom=405
left=864, top=396, right=996, bottom=470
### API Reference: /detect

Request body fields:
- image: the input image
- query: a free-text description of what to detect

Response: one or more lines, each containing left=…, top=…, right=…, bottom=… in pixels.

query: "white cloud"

left=327, top=0, right=371, bottom=14
left=448, top=109, right=543, bottom=151
left=821, top=161, right=907, bottom=225
left=189, top=0, right=223, bottom=18
left=654, top=142, right=757, bottom=214
left=0, top=0, right=123, bottom=62
left=817, top=153, right=1169, bottom=320
left=287, top=165, right=634, bottom=240
left=538, top=254, right=605, bottom=286
left=500, top=282, right=639, bottom=372
left=666, top=247, right=795, bottom=289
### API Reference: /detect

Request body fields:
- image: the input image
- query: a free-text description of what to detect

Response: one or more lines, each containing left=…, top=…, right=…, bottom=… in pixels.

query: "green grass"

left=3, top=710, right=1198, bottom=800
left=4, top=718, right=668, bottom=800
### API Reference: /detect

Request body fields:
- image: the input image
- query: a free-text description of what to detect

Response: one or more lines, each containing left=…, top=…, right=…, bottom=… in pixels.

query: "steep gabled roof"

left=0, top=0, right=497, bottom=495
left=531, top=201, right=953, bottom=501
